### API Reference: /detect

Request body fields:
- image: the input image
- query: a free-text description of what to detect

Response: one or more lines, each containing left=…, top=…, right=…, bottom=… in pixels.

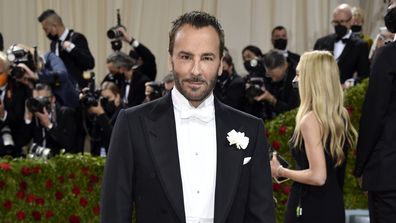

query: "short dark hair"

left=271, top=26, right=286, bottom=36
left=168, top=11, right=225, bottom=57
left=106, top=51, right=136, bottom=71
left=242, top=45, right=264, bottom=58
left=263, top=50, right=287, bottom=70
left=37, top=9, right=63, bottom=26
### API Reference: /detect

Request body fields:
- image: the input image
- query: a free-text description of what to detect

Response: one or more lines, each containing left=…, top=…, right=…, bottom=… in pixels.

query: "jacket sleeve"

left=69, top=33, right=95, bottom=70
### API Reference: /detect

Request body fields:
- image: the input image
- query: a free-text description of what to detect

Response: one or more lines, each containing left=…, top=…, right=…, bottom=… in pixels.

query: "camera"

left=107, top=9, right=123, bottom=51
left=28, top=143, right=52, bottom=159
left=245, top=77, right=266, bottom=98
left=146, top=81, right=166, bottom=101
left=7, top=45, right=37, bottom=79
left=80, top=71, right=101, bottom=107
left=1, top=126, right=15, bottom=153
left=26, top=96, right=52, bottom=113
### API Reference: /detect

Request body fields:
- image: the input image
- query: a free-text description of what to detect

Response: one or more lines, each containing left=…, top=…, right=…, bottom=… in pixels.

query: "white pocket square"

left=243, top=157, right=251, bottom=165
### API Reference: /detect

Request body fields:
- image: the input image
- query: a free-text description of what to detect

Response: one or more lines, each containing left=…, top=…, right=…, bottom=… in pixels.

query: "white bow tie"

left=180, top=106, right=214, bottom=122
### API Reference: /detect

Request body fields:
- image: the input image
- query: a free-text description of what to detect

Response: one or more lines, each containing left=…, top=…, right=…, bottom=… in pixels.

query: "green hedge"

left=0, top=79, right=369, bottom=222
left=265, top=79, right=369, bottom=222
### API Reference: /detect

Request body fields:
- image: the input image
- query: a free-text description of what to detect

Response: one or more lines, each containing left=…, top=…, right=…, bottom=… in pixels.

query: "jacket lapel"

left=337, top=38, right=353, bottom=63
left=214, top=99, right=244, bottom=223
left=145, top=94, right=186, bottom=223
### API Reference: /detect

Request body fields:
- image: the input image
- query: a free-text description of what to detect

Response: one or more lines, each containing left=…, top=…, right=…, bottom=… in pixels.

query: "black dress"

left=284, top=142, right=347, bottom=223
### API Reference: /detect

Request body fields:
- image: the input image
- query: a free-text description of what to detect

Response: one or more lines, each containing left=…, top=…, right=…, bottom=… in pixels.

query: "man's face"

left=272, top=29, right=287, bottom=42
left=107, top=62, right=121, bottom=75
left=266, top=64, right=287, bottom=82
left=242, top=50, right=257, bottom=62
left=332, top=10, right=352, bottom=29
left=41, top=20, right=56, bottom=36
left=170, top=24, right=222, bottom=107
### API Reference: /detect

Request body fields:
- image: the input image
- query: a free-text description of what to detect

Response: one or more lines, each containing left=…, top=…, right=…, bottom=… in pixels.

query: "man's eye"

left=202, top=56, right=214, bottom=61
left=180, top=55, right=191, bottom=60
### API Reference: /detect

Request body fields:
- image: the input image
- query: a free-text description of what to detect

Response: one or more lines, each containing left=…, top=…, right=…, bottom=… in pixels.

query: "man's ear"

left=167, top=53, right=174, bottom=71
left=218, top=56, right=224, bottom=76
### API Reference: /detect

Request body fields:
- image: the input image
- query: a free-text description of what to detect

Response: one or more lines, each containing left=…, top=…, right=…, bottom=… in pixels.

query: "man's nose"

left=191, top=59, right=202, bottom=76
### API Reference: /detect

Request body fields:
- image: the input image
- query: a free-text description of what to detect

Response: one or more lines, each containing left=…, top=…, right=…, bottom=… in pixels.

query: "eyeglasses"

left=331, top=17, right=352, bottom=26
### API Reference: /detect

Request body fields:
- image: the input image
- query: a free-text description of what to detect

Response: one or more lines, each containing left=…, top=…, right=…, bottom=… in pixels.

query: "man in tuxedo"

left=37, top=9, right=95, bottom=89
left=313, top=3, right=369, bottom=87
left=104, top=51, right=150, bottom=107
left=101, top=11, right=275, bottom=223
left=354, top=3, right=396, bottom=222
left=271, top=26, right=300, bottom=66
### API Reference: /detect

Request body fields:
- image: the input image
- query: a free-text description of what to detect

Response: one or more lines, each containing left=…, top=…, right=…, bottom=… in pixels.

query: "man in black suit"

left=214, top=52, right=246, bottom=111
left=271, top=26, right=300, bottom=66
left=25, top=83, right=76, bottom=155
left=101, top=11, right=275, bottom=223
left=354, top=3, right=396, bottom=222
left=313, top=3, right=369, bottom=87
left=104, top=51, right=150, bottom=108
left=37, top=9, right=95, bottom=89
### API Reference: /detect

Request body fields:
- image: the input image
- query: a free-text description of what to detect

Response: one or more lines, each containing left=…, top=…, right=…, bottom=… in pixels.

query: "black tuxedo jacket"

left=313, top=33, right=370, bottom=83
left=50, top=30, right=95, bottom=88
left=100, top=93, right=275, bottom=223
left=123, top=70, right=150, bottom=107
left=131, top=42, right=157, bottom=81
left=354, top=41, right=396, bottom=191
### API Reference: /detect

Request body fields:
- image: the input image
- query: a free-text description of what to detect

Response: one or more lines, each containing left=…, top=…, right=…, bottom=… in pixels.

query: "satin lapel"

left=144, top=94, right=186, bottom=223
left=214, top=99, right=244, bottom=223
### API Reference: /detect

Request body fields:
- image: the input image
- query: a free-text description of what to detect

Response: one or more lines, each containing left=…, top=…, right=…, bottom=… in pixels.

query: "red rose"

left=31, top=166, right=42, bottom=174
left=3, top=200, right=12, bottom=210
left=81, top=166, right=89, bottom=176
left=80, top=197, right=88, bottom=207
left=45, top=179, right=53, bottom=189
left=21, top=166, right=31, bottom=176
left=27, top=193, right=36, bottom=204
left=55, top=191, right=64, bottom=200
left=58, top=175, right=65, bottom=184
left=35, top=197, right=45, bottom=206
left=69, top=214, right=81, bottom=223
left=32, top=211, right=41, bottom=221
left=0, top=162, right=11, bottom=171
left=282, top=185, right=291, bottom=195
left=86, top=185, right=93, bottom=193
left=272, top=140, right=281, bottom=150
left=90, top=175, right=99, bottom=184
left=19, top=181, right=28, bottom=191
left=279, top=125, right=287, bottom=136
left=72, top=186, right=81, bottom=196
left=0, top=180, right=5, bottom=190
left=45, top=210, right=54, bottom=219
left=272, top=183, right=281, bottom=191
left=16, top=190, right=25, bottom=200
left=346, top=106, right=353, bottom=117
left=16, top=211, right=26, bottom=220
left=92, top=205, right=100, bottom=216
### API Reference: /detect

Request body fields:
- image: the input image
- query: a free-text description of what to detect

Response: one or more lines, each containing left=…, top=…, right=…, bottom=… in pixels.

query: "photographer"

left=6, top=44, right=79, bottom=108
left=84, top=81, right=124, bottom=156
left=0, top=52, right=31, bottom=157
left=254, top=50, right=299, bottom=119
left=103, top=51, right=150, bottom=107
left=144, top=73, right=174, bottom=102
left=25, top=83, right=76, bottom=156
left=114, top=27, right=157, bottom=81
left=214, top=52, right=245, bottom=111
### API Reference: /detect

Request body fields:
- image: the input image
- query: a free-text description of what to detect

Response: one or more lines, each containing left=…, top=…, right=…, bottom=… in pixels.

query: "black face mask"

left=218, top=71, right=229, bottom=82
left=351, top=25, right=362, bottom=33
left=273, top=38, right=288, bottom=50
left=385, top=7, right=396, bottom=33
left=46, top=33, right=59, bottom=41
left=101, top=98, right=117, bottom=116
left=334, top=25, right=348, bottom=39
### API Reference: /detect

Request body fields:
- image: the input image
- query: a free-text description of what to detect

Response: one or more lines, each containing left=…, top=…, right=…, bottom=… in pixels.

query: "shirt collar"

left=59, top=28, right=70, bottom=41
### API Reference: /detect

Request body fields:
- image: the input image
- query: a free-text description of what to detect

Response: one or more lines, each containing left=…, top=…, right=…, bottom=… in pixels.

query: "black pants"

left=368, top=190, right=396, bottom=223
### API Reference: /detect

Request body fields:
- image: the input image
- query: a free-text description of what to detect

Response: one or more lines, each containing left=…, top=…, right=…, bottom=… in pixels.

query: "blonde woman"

left=270, top=51, right=357, bottom=223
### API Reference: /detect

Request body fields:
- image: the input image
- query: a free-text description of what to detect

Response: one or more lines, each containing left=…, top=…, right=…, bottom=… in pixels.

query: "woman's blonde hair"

left=291, top=50, right=357, bottom=166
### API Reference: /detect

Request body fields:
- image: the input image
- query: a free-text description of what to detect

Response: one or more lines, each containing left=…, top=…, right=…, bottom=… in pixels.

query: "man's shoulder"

left=123, top=95, right=169, bottom=117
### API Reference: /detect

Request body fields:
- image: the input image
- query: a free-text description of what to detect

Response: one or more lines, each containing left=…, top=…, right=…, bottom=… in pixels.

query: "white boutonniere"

left=227, top=129, right=249, bottom=150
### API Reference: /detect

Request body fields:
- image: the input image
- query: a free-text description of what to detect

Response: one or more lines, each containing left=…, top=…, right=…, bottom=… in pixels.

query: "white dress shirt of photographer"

left=8, top=44, right=79, bottom=108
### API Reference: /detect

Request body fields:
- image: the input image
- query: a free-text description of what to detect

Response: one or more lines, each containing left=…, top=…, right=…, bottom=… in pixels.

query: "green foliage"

left=0, top=153, right=104, bottom=223
left=265, top=79, right=369, bottom=222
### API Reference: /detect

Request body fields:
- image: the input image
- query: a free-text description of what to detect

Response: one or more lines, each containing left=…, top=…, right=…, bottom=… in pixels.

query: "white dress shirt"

left=172, top=87, right=217, bottom=223
left=334, top=30, right=352, bottom=61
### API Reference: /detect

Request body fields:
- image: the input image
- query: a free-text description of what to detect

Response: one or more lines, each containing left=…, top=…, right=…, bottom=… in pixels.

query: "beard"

left=173, top=71, right=217, bottom=105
